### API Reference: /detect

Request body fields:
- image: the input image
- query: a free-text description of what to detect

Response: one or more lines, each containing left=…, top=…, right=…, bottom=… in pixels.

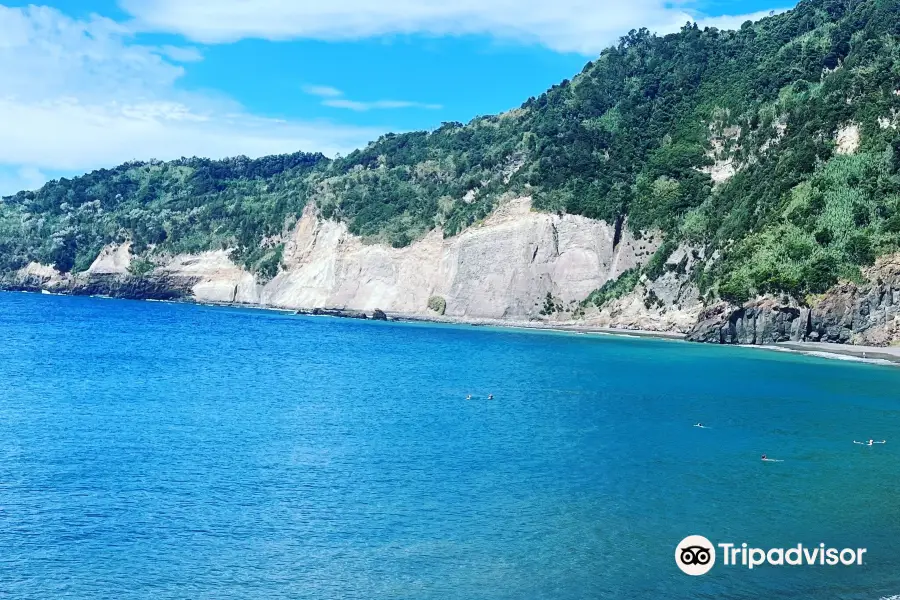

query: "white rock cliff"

left=12, top=198, right=675, bottom=326
left=262, top=198, right=657, bottom=318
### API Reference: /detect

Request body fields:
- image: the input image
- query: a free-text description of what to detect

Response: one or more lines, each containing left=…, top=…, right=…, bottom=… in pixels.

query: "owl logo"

left=676, top=536, right=716, bottom=575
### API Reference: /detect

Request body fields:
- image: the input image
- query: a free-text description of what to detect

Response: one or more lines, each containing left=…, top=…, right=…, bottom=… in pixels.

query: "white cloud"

left=696, top=9, right=787, bottom=31
left=120, top=0, right=789, bottom=54
left=0, top=5, right=385, bottom=195
left=0, top=98, right=383, bottom=174
left=303, top=85, right=344, bottom=98
left=323, top=99, right=442, bottom=111
left=304, top=85, right=442, bottom=111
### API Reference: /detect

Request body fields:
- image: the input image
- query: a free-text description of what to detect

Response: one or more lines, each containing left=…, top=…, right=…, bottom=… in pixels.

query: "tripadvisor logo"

left=676, top=535, right=716, bottom=576
left=675, top=536, right=867, bottom=576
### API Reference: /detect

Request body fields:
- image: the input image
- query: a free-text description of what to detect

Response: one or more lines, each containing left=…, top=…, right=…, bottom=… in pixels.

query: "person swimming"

left=761, top=454, right=783, bottom=462
left=694, top=423, right=705, bottom=428
left=487, top=394, right=494, bottom=400
left=854, top=439, right=886, bottom=446
left=466, top=394, right=472, bottom=400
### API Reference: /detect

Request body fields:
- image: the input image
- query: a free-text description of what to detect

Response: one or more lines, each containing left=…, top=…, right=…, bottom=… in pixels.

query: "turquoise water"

left=1, top=292, right=899, bottom=599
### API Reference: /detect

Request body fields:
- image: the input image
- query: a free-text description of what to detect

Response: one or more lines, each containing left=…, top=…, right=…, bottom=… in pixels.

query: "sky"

left=0, top=0, right=793, bottom=195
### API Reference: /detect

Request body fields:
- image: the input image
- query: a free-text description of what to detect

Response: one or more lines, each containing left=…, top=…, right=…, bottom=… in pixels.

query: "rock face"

left=0, top=197, right=661, bottom=322
left=160, top=251, right=260, bottom=304
left=687, top=298, right=809, bottom=344
left=262, top=197, right=658, bottom=319
left=584, top=243, right=704, bottom=333
left=4, top=261, right=198, bottom=301
left=687, top=254, right=900, bottom=345
left=88, top=243, right=134, bottom=275
left=11, top=201, right=900, bottom=346
left=4, top=249, right=256, bottom=303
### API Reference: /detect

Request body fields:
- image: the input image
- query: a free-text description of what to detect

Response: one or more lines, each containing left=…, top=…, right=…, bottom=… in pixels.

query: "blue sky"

left=0, top=0, right=791, bottom=194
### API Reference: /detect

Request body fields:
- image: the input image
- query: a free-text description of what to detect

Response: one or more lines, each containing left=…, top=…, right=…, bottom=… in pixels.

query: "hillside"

left=3, top=0, right=900, bottom=341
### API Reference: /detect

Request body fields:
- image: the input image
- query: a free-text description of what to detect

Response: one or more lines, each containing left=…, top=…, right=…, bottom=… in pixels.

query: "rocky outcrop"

left=88, top=243, right=134, bottom=275
left=807, top=272, right=900, bottom=346
left=687, top=254, right=900, bottom=345
left=2, top=261, right=199, bottom=300
left=294, top=307, right=370, bottom=320
left=686, top=298, right=809, bottom=344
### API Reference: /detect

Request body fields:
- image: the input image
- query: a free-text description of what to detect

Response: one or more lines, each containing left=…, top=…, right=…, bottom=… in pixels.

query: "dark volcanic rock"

left=687, top=298, right=808, bottom=344
left=371, top=308, right=388, bottom=321
left=298, top=308, right=369, bottom=320
left=68, top=273, right=196, bottom=300
left=688, top=254, right=900, bottom=346
left=0, top=271, right=196, bottom=301
left=0, top=274, right=45, bottom=293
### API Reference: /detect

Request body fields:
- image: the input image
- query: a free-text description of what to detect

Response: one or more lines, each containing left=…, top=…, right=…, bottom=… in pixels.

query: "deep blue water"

left=1, top=292, right=899, bottom=599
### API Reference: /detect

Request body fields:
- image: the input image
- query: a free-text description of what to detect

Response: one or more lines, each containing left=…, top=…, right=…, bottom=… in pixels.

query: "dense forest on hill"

left=2, top=0, right=900, bottom=303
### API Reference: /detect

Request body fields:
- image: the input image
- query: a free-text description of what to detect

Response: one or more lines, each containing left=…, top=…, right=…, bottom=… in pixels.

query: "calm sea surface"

left=1, top=292, right=899, bottom=599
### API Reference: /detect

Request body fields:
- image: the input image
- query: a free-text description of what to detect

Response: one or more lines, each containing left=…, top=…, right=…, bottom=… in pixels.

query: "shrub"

left=583, top=269, right=641, bottom=308
left=814, top=228, right=833, bottom=245
left=801, top=254, right=839, bottom=293
left=719, top=274, right=751, bottom=304
left=845, top=234, right=875, bottom=265
left=427, top=295, right=446, bottom=315
left=643, top=241, right=676, bottom=281
left=127, top=257, right=155, bottom=277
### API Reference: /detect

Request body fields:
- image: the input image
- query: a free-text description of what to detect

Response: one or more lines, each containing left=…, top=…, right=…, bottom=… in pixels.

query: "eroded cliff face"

left=582, top=243, right=704, bottom=333
left=263, top=198, right=656, bottom=318
left=14, top=201, right=900, bottom=345
left=3, top=198, right=664, bottom=322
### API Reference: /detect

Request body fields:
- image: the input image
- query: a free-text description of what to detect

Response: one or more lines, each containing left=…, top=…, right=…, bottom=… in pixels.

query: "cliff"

left=262, top=198, right=655, bottom=318
left=12, top=206, right=900, bottom=347
left=2, top=198, right=667, bottom=325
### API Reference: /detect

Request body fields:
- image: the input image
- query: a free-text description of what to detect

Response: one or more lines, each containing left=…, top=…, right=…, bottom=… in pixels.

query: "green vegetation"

left=582, top=268, right=642, bottom=308
left=539, top=292, right=565, bottom=316
left=3, top=0, right=900, bottom=308
left=427, top=295, right=447, bottom=315
left=127, top=257, right=155, bottom=278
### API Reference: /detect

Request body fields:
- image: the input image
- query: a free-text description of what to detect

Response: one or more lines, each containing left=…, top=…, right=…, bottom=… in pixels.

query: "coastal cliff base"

left=8, top=199, right=900, bottom=351
left=687, top=255, right=900, bottom=346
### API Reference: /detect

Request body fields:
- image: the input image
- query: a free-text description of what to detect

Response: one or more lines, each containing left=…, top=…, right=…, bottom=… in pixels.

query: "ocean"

left=1, top=292, right=899, bottom=599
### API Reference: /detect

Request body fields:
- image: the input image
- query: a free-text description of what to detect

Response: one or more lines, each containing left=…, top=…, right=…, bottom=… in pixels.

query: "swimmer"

left=694, top=423, right=705, bottom=428
left=761, top=454, right=783, bottom=462
left=488, top=394, right=494, bottom=400
left=854, top=439, right=886, bottom=446
left=466, top=394, right=472, bottom=401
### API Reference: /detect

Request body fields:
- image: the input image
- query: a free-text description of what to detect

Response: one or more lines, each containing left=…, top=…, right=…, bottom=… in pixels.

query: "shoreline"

left=8, top=288, right=900, bottom=367
left=182, top=299, right=900, bottom=366
left=772, top=341, right=900, bottom=366
left=383, top=311, right=686, bottom=340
